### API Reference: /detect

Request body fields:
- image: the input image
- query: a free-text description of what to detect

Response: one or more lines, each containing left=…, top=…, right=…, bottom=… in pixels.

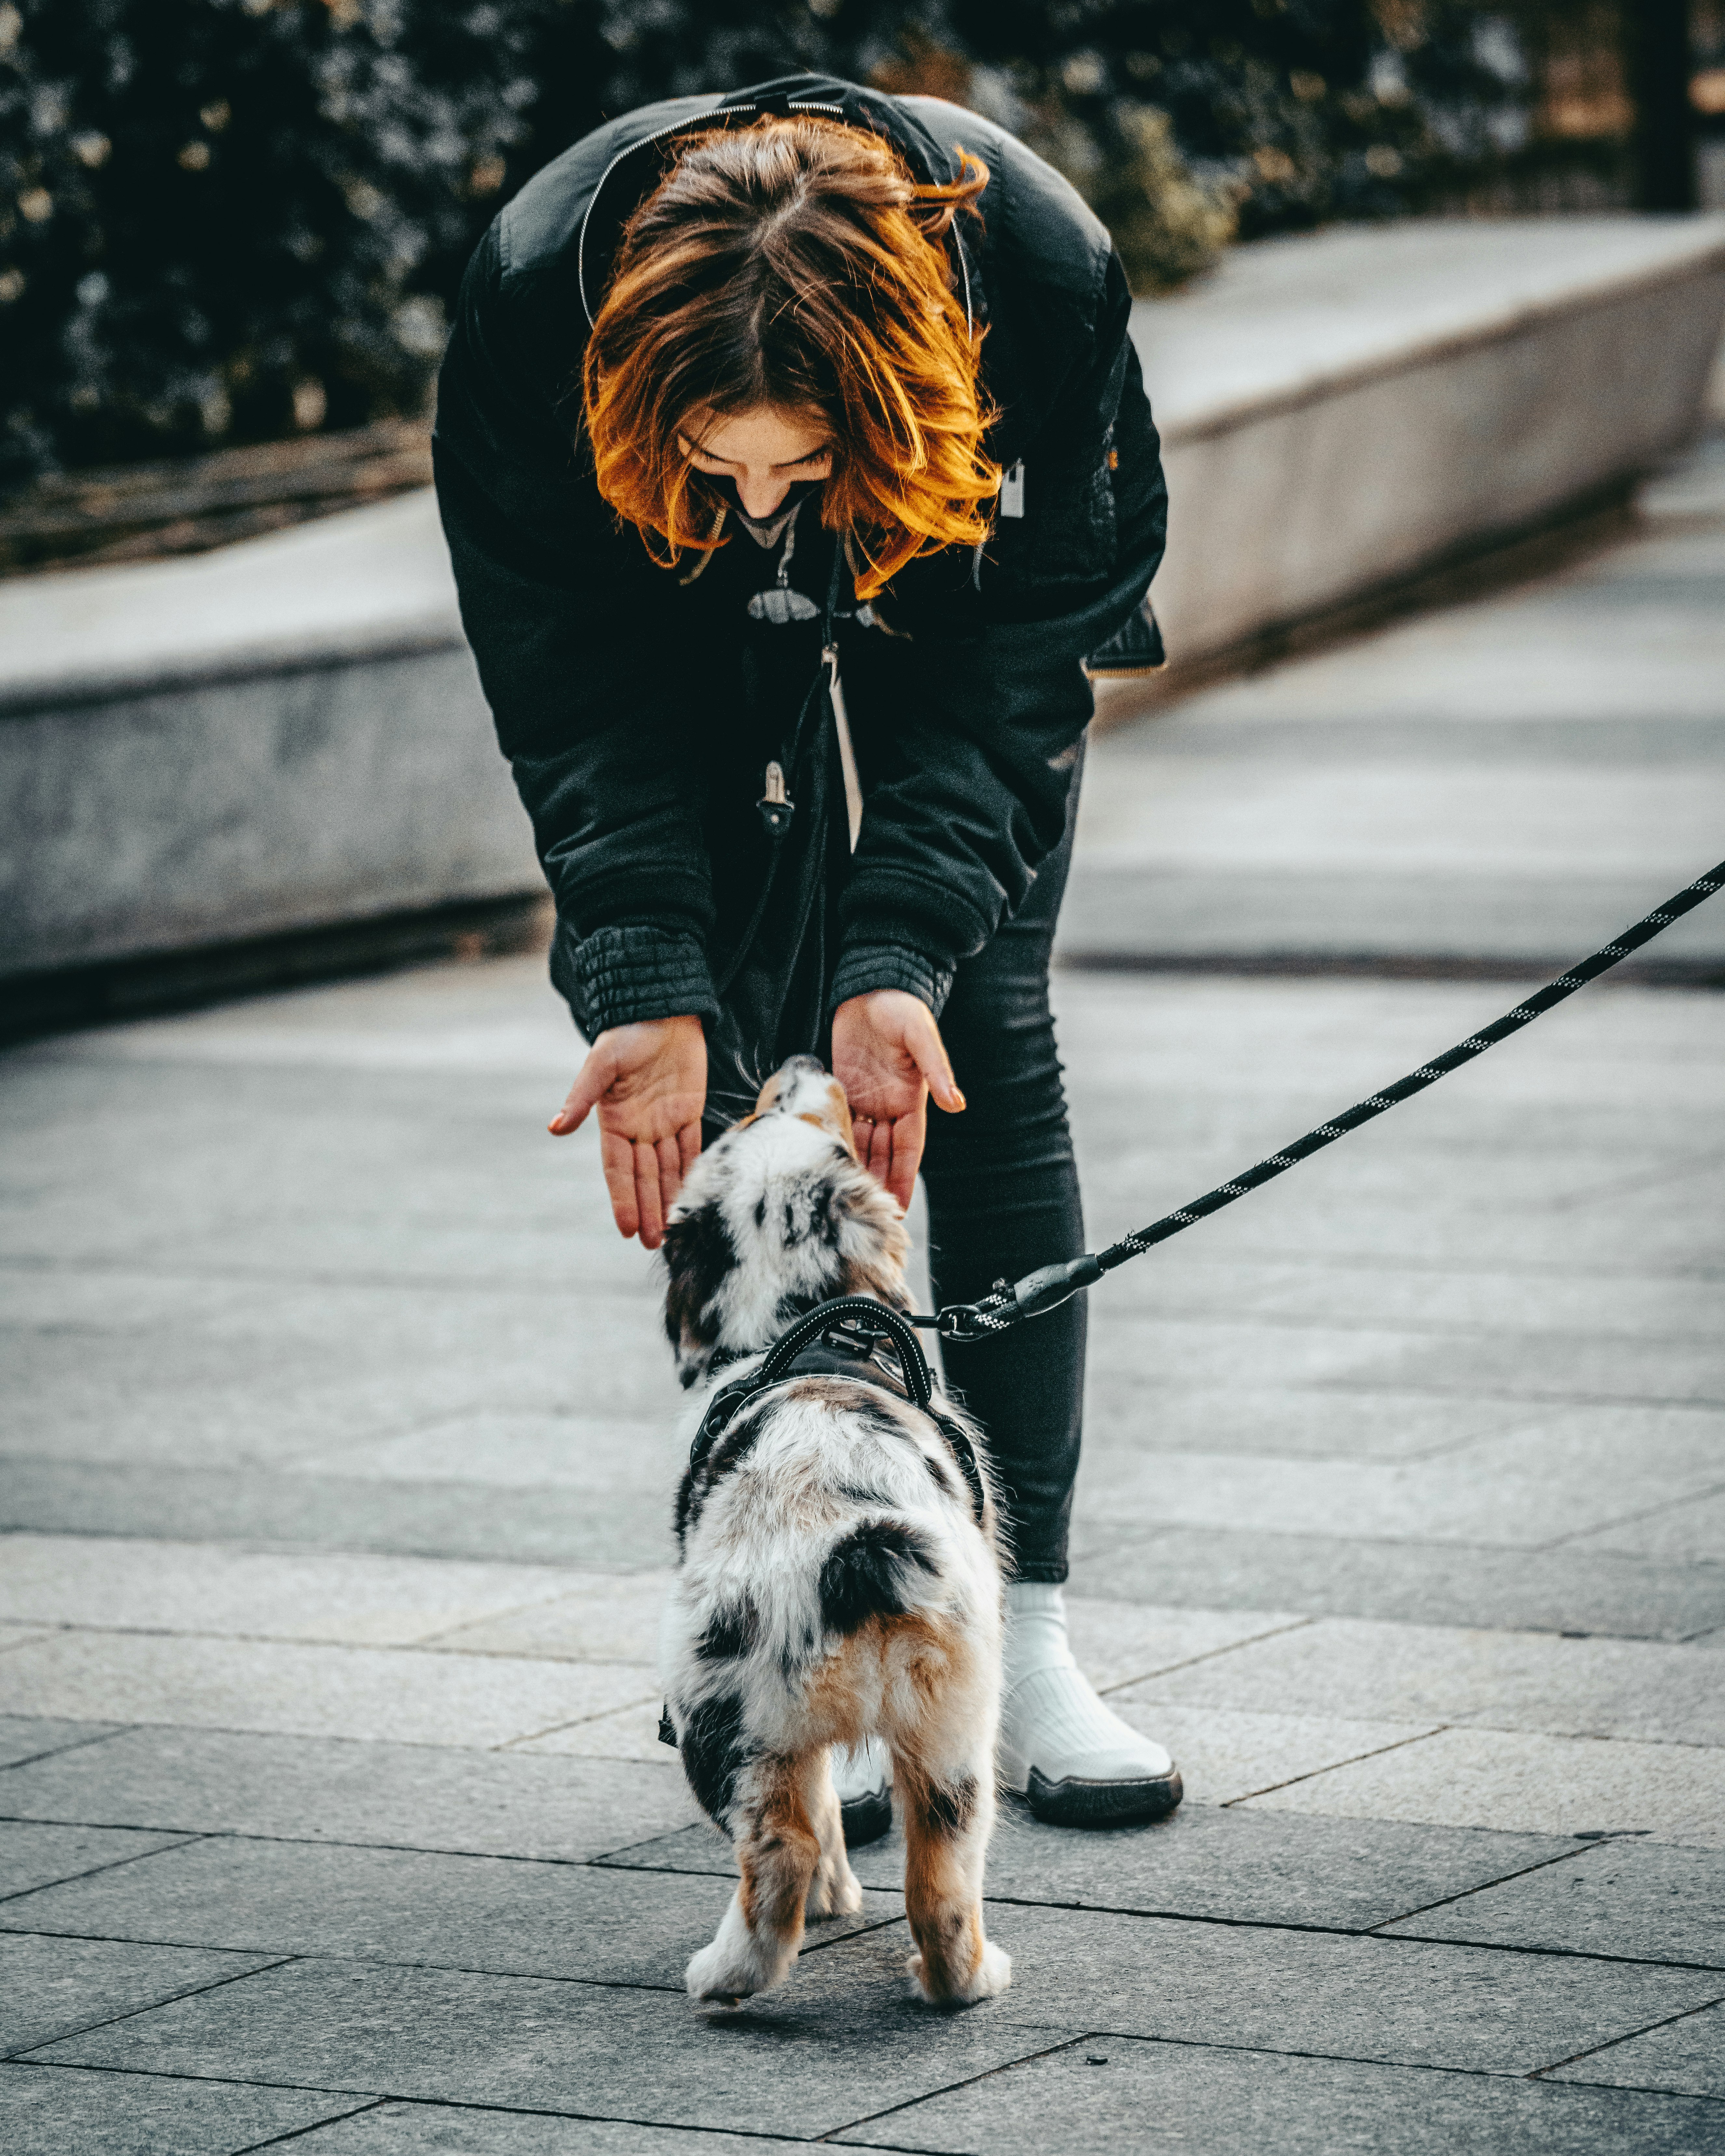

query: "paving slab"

left=1056, top=1598, right=1307, bottom=1692
left=614, top=1799, right=1577, bottom=1935
left=290, top=2106, right=815, bottom=2154
left=0, top=2064, right=373, bottom=2156
left=966, top=1803, right=1578, bottom=1933
left=27, top=1956, right=1081, bottom=2138
left=1105, top=1698, right=1439, bottom=1804
left=0, top=1534, right=606, bottom=1647
left=0, top=1821, right=191, bottom=1901
left=795, top=1909, right=1722, bottom=2075
left=0, top=1457, right=677, bottom=1567
left=1111, top=1617, right=1725, bottom=1746
left=1244, top=1726, right=1725, bottom=1845
left=1564, top=1490, right=1725, bottom=1565
left=1073, top=1524, right=1725, bottom=1640
left=419, top=1570, right=674, bottom=1662
left=834, top=2032, right=1725, bottom=2155
left=0, top=1716, right=120, bottom=1771
left=292, top=1411, right=682, bottom=1492
left=1080, top=1380, right=1536, bottom=1462
left=1550, top=2001, right=1725, bottom=2100
left=0, top=1627, right=657, bottom=1748
left=1074, top=1408, right=1725, bottom=1549
left=0, top=1261, right=675, bottom=1439
left=508, top=1697, right=683, bottom=1765
left=1081, top=1254, right=1725, bottom=1351
left=0, top=1931, right=276, bottom=2056
left=0, top=1725, right=701, bottom=1860
left=0, top=1833, right=897, bottom=1983
left=1382, top=1838, right=1725, bottom=1967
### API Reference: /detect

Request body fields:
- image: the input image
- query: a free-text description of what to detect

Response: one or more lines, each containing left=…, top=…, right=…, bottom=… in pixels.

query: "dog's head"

left=661, top=1055, right=912, bottom=1387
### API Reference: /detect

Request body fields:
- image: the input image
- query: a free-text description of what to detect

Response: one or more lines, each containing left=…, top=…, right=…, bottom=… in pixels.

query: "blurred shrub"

left=0, top=0, right=587, bottom=485
left=2, top=0, right=1562, bottom=485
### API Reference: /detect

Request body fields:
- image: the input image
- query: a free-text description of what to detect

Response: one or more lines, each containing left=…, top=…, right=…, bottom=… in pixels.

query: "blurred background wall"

left=1, top=0, right=1720, bottom=550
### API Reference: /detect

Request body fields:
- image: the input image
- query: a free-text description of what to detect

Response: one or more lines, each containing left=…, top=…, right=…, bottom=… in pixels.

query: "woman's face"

left=678, top=405, right=833, bottom=522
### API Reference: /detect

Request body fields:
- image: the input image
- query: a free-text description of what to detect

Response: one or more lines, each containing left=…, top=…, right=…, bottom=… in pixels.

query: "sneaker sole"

left=840, top=1784, right=894, bottom=1849
left=1025, top=1764, right=1184, bottom=1828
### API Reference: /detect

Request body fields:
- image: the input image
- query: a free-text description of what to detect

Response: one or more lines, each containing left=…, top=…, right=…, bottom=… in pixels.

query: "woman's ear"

left=661, top=1199, right=738, bottom=1387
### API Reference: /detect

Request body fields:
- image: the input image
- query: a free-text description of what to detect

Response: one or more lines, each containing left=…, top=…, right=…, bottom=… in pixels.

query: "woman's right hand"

left=550, top=1015, right=706, bottom=1249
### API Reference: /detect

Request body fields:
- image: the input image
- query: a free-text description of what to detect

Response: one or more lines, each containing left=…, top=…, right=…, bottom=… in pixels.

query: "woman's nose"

left=736, top=473, right=789, bottom=521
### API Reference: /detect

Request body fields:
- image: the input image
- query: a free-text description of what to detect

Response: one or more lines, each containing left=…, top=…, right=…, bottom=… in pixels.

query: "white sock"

left=999, top=1582, right=1174, bottom=1790
left=830, top=1735, right=891, bottom=1803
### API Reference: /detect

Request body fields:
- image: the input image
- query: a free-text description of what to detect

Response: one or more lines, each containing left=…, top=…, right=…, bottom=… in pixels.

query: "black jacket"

left=433, top=74, right=1168, bottom=1041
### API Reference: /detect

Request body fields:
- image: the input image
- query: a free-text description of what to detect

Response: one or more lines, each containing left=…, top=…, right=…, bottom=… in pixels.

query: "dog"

left=657, top=1053, right=1012, bottom=2010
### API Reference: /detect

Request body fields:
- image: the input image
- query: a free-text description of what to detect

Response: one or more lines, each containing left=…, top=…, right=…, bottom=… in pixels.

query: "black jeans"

left=920, top=763, right=1085, bottom=1583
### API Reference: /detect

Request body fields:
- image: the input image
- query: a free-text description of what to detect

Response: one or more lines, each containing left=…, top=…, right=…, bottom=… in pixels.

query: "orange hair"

left=582, top=116, right=999, bottom=600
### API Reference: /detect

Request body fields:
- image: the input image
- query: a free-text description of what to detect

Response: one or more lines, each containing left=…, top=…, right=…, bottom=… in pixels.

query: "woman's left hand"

left=832, top=990, right=965, bottom=1208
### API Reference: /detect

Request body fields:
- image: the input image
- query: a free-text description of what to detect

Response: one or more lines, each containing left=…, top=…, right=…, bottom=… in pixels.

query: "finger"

left=904, top=1010, right=965, bottom=1114
left=550, top=1044, right=614, bottom=1136
left=885, top=1108, right=926, bottom=1210
left=656, top=1131, right=685, bottom=1215
left=865, top=1115, right=894, bottom=1187
left=677, top=1119, right=703, bottom=1179
left=598, top=1126, right=640, bottom=1239
left=634, top=1139, right=666, bottom=1251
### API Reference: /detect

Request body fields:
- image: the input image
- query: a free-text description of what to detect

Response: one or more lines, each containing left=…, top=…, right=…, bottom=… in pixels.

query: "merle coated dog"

left=658, top=1055, right=1011, bottom=2009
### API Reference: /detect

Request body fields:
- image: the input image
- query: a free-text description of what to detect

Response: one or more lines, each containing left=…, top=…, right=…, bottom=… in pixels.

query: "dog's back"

left=658, top=1058, right=1012, bottom=2009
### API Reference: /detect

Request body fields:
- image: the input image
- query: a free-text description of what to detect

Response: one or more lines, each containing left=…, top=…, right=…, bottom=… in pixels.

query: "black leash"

left=916, top=857, right=1725, bottom=1344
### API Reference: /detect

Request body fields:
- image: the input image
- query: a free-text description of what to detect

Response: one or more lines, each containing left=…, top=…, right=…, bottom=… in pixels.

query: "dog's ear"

left=830, top=1159, right=914, bottom=1309
left=662, top=1197, right=738, bottom=1387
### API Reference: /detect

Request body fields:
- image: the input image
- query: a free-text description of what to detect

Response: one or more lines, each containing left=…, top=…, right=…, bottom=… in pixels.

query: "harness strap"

left=688, top=1296, right=988, bottom=1524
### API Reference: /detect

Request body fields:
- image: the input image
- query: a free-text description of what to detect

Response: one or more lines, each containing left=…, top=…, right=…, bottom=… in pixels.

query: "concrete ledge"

left=4, top=215, right=1722, bottom=989
left=1136, top=217, right=1725, bottom=662
left=0, top=641, right=538, bottom=980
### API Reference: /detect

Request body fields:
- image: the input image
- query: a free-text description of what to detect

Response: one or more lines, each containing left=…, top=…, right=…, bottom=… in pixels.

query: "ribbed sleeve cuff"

left=564, top=923, right=719, bottom=1034
left=829, top=941, right=956, bottom=1021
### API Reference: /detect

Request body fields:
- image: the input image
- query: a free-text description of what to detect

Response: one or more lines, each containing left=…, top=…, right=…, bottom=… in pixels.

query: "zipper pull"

left=757, top=758, right=795, bottom=838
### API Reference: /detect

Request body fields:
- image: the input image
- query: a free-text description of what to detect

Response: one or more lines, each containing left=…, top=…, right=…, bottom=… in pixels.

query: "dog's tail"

left=816, top=1517, right=945, bottom=1637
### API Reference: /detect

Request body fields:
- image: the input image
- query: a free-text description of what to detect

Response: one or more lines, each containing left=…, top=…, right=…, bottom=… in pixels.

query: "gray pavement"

left=2, top=440, right=1723, bottom=2151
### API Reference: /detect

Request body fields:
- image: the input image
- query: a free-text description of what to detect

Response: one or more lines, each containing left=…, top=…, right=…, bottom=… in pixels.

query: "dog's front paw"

left=907, top=1938, right=1012, bottom=2007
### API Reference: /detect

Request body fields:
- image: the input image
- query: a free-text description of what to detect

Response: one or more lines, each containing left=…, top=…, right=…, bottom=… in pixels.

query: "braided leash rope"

left=929, top=858, right=1725, bottom=1342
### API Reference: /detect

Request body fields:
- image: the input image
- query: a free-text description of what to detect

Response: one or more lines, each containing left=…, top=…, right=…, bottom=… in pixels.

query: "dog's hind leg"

left=896, top=1731, right=1011, bottom=2007
left=804, top=1746, right=865, bottom=1920
left=685, top=1754, right=821, bottom=2005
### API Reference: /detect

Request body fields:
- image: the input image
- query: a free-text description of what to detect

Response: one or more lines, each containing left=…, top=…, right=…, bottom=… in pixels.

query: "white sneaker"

left=999, top=1583, right=1183, bottom=1827
left=831, top=1736, right=893, bottom=1847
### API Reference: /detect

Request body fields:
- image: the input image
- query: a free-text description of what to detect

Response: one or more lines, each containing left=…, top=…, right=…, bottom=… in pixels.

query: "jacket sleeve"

left=433, top=223, right=721, bottom=1035
left=830, top=251, right=1166, bottom=1015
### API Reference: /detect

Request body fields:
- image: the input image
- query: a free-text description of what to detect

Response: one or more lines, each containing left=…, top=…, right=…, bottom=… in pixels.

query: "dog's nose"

left=780, top=1055, right=826, bottom=1080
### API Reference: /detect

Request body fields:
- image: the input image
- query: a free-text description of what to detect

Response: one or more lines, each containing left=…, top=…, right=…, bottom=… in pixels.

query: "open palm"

left=832, top=990, right=965, bottom=1209
left=550, top=1016, right=706, bottom=1248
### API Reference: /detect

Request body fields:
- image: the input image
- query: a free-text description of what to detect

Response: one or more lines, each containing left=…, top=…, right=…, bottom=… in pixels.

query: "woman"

left=435, top=73, right=1177, bottom=1830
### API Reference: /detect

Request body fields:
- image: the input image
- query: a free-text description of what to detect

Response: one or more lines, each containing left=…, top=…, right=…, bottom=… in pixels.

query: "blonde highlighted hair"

left=582, top=116, right=999, bottom=599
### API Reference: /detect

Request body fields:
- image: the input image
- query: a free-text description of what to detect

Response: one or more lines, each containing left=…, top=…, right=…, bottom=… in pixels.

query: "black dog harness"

left=660, top=1297, right=988, bottom=1754
left=688, top=1295, right=989, bottom=1527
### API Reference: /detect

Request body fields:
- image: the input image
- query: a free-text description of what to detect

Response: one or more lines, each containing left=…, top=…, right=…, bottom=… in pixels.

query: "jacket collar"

left=575, top=74, right=979, bottom=337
